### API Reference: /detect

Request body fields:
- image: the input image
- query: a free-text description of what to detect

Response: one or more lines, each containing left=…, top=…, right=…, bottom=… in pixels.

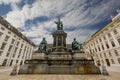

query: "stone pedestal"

left=18, top=64, right=48, bottom=74
left=32, top=53, right=46, bottom=59
left=17, top=20, right=101, bottom=74
left=52, top=30, right=67, bottom=51
left=47, top=51, right=72, bottom=60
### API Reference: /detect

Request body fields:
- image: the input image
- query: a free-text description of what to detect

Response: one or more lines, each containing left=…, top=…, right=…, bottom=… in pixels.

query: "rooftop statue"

left=38, top=38, right=47, bottom=52
left=55, top=19, right=63, bottom=30
left=72, top=38, right=80, bottom=50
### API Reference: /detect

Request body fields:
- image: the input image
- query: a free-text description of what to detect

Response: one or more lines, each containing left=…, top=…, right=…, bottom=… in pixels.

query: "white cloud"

left=3, top=0, right=120, bottom=44
left=6, top=10, right=26, bottom=28
left=21, top=20, right=56, bottom=45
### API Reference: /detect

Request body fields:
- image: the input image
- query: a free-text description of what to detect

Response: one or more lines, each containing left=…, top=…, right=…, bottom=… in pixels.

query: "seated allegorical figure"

left=72, top=38, right=80, bottom=51
left=38, top=38, right=47, bottom=52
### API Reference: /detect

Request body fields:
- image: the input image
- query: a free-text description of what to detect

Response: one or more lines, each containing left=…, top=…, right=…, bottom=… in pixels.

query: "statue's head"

left=58, top=18, right=60, bottom=21
left=43, top=37, right=45, bottom=40
left=74, top=38, right=76, bottom=41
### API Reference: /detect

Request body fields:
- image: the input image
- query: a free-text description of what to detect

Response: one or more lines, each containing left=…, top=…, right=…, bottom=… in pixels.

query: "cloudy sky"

left=0, top=0, right=120, bottom=45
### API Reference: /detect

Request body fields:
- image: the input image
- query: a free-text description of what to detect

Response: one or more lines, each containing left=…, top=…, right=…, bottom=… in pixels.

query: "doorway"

left=2, top=59, right=7, bottom=66
left=105, top=59, right=110, bottom=66
left=20, top=61, right=23, bottom=65
left=9, top=60, right=13, bottom=66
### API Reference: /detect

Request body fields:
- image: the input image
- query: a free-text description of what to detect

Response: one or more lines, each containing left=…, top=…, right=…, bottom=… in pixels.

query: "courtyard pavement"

left=0, top=67, right=120, bottom=80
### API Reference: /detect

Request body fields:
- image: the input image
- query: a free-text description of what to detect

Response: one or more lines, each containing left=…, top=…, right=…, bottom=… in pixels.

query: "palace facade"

left=0, top=16, right=35, bottom=67
left=83, top=10, right=120, bottom=73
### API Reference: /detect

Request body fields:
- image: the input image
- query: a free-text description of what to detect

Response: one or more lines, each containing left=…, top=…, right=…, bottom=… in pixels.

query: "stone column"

left=53, top=38, right=56, bottom=47
left=62, top=36, right=64, bottom=46
left=56, top=36, right=58, bottom=47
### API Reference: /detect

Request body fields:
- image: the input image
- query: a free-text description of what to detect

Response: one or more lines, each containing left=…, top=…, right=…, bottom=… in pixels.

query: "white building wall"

left=0, top=20, right=35, bottom=67
left=83, top=11, right=120, bottom=73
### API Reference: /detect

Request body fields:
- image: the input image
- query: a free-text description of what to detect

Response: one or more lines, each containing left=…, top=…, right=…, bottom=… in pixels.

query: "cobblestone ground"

left=0, top=72, right=120, bottom=80
left=0, top=67, right=120, bottom=80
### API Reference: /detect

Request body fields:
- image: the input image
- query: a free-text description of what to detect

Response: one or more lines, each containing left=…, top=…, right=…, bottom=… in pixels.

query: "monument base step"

left=18, top=64, right=101, bottom=74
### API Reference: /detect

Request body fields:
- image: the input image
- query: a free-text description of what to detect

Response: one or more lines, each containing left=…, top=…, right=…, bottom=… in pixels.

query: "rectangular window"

left=22, top=55, right=24, bottom=58
left=103, top=36, right=106, bottom=40
left=14, top=47, right=18, bottom=53
left=117, top=38, right=120, bottom=45
left=114, top=50, right=119, bottom=56
left=98, top=47, right=101, bottom=51
left=106, top=43, right=109, bottom=49
left=21, top=44, right=23, bottom=48
left=101, top=45, right=104, bottom=50
left=8, top=45, right=13, bottom=52
left=11, top=39, right=15, bottom=44
left=109, top=51, right=112, bottom=57
left=104, top=53, right=107, bottom=57
left=14, top=35, right=16, bottom=38
left=16, top=41, right=19, bottom=46
left=4, top=35, right=9, bottom=41
left=113, top=29, right=118, bottom=34
left=8, top=31, right=11, bottom=34
left=99, top=38, right=102, bottom=42
left=2, top=59, right=7, bottom=66
left=96, top=40, right=98, bottom=44
left=105, top=59, right=110, bottom=66
left=111, top=59, right=115, bottom=64
left=0, top=42, right=6, bottom=50
left=111, top=41, right=115, bottom=47
left=118, top=58, right=120, bottom=64
left=16, top=60, right=18, bottom=63
left=12, top=54, right=15, bottom=57
left=100, top=54, right=102, bottom=58
left=92, top=49, right=94, bottom=53
left=89, top=45, right=90, bottom=48
left=91, top=43, right=93, bottom=46
left=95, top=48, right=97, bottom=52
left=108, top=33, right=111, bottom=37
left=0, top=32, right=3, bottom=38
left=18, top=55, right=20, bottom=58
left=6, top=52, right=10, bottom=57
left=20, top=61, right=23, bottom=65
left=1, top=27, right=5, bottom=30
left=19, top=49, right=22, bottom=54
left=24, top=46, right=27, bottom=52
left=0, top=51, right=3, bottom=56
